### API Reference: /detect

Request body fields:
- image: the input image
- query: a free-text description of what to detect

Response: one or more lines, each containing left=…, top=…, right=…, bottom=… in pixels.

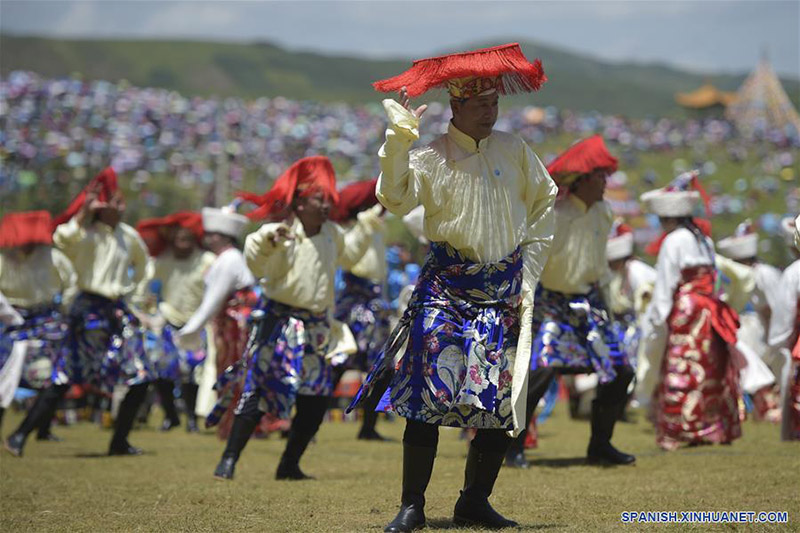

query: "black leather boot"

left=453, top=444, right=518, bottom=529
left=504, top=443, right=529, bottom=469
left=156, top=379, right=181, bottom=431
left=587, top=400, right=635, bottom=465
left=357, top=406, right=388, bottom=441
left=4, top=384, right=67, bottom=457
left=36, top=385, right=69, bottom=442
left=181, top=383, right=199, bottom=433
left=276, top=395, right=327, bottom=480
left=384, top=444, right=436, bottom=532
left=213, top=413, right=259, bottom=480
left=109, top=384, right=148, bottom=456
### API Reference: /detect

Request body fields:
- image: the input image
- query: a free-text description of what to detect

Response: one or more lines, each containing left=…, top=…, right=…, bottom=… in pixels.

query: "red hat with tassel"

left=0, top=211, right=54, bottom=248
left=237, top=156, right=339, bottom=221
left=373, top=43, right=546, bottom=99
left=52, top=167, right=120, bottom=229
left=329, top=178, right=380, bottom=223
left=547, top=135, right=618, bottom=190
left=136, top=211, right=204, bottom=257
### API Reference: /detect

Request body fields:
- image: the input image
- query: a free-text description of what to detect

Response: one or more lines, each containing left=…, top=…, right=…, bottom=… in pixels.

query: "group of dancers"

left=2, top=43, right=799, bottom=532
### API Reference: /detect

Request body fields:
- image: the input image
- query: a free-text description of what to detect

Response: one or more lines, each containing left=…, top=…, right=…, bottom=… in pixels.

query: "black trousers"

left=403, top=419, right=511, bottom=454
left=508, top=365, right=634, bottom=454
left=223, top=391, right=329, bottom=463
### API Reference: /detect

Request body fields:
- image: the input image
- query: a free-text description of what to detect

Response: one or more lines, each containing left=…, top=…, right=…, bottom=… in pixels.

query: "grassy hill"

left=2, top=35, right=798, bottom=116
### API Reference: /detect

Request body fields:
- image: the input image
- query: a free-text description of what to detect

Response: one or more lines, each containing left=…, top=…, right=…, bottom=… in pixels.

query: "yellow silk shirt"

left=53, top=218, right=150, bottom=300
left=245, top=209, right=381, bottom=314
left=0, top=246, right=77, bottom=308
left=539, top=196, right=614, bottom=296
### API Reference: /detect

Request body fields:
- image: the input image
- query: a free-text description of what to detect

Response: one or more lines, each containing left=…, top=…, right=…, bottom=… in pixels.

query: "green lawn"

left=1, top=405, right=798, bottom=532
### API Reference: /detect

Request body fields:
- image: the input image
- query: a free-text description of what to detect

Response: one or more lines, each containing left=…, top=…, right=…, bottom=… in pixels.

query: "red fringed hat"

left=0, top=211, right=54, bottom=248
left=52, top=167, right=119, bottom=229
left=136, top=211, right=204, bottom=257
left=373, top=43, right=546, bottom=99
left=546, top=135, right=618, bottom=189
left=329, top=178, right=380, bottom=223
left=237, top=156, right=340, bottom=221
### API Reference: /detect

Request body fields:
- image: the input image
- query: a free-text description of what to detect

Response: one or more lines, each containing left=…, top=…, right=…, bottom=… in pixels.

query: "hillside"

left=2, top=35, right=798, bottom=116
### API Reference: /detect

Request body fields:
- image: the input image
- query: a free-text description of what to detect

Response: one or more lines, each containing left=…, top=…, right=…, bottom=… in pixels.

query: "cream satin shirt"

left=376, top=99, right=556, bottom=293
left=348, top=222, right=387, bottom=284
left=151, top=249, right=216, bottom=327
left=245, top=209, right=381, bottom=314
left=539, top=196, right=614, bottom=296
left=53, top=218, right=150, bottom=300
left=0, top=246, right=77, bottom=308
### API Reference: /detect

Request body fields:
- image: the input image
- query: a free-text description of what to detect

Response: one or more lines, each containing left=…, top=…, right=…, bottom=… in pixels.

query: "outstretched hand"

left=399, top=87, right=427, bottom=119
left=268, top=224, right=295, bottom=246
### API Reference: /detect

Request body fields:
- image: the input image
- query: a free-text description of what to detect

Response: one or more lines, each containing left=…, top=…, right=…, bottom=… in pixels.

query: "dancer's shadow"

left=73, top=451, right=155, bottom=458
left=527, top=457, right=591, bottom=468
left=426, top=518, right=563, bottom=530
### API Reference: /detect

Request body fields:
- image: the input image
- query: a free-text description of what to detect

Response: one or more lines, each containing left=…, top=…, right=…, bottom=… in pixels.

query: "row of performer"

left=2, top=43, right=799, bottom=532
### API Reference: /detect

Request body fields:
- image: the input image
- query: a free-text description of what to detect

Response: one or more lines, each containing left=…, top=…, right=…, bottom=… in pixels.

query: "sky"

left=2, top=0, right=799, bottom=78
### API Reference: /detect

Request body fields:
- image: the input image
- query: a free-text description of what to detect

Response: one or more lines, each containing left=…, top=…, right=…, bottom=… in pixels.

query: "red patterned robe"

left=655, top=266, right=745, bottom=450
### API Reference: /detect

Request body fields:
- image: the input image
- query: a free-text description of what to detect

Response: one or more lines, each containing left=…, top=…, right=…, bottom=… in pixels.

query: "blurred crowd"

left=1, top=70, right=798, bottom=223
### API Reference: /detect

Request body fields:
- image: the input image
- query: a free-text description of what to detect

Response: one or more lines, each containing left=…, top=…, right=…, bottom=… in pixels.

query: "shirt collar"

left=447, top=122, right=490, bottom=153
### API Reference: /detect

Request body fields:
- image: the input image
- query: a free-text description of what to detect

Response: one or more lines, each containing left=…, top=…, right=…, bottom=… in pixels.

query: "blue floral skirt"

left=0, top=305, right=70, bottom=389
left=348, top=243, right=523, bottom=430
left=529, top=286, right=627, bottom=384
left=206, top=299, right=331, bottom=426
left=149, top=323, right=207, bottom=383
left=334, top=272, right=390, bottom=370
left=68, top=292, right=153, bottom=393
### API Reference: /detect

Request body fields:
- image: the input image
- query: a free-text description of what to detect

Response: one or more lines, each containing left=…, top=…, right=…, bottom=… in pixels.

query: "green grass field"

left=1, top=404, right=797, bottom=532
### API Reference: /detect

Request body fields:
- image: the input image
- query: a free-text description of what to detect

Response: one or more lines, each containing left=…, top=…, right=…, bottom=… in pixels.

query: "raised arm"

left=243, top=222, right=296, bottom=281
left=337, top=204, right=383, bottom=271
left=376, top=88, right=428, bottom=217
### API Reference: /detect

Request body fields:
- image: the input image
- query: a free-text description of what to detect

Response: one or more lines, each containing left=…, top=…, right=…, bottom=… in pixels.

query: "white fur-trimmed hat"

left=607, top=233, right=634, bottom=261
left=606, top=218, right=634, bottom=261
left=201, top=207, right=249, bottom=239
left=639, top=170, right=703, bottom=218
left=717, top=219, right=758, bottom=260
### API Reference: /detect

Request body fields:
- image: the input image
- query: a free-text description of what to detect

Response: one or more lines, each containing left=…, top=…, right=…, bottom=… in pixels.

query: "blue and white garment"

left=334, top=271, right=390, bottom=371
left=0, top=305, right=70, bottom=389
left=349, top=242, right=522, bottom=430
left=206, top=299, right=332, bottom=425
left=149, top=323, right=207, bottom=383
left=68, top=292, right=153, bottom=393
left=529, top=285, right=627, bottom=384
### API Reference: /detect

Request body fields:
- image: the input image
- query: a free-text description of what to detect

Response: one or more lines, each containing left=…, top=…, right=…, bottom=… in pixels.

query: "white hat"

left=607, top=233, right=634, bottom=261
left=717, top=219, right=758, bottom=260
left=201, top=207, right=249, bottom=239
left=606, top=218, right=634, bottom=261
left=639, top=170, right=702, bottom=218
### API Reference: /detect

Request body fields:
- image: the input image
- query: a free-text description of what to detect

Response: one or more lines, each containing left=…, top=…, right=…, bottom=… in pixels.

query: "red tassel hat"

left=546, top=135, right=618, bottom=192
left=329, top=178, right=380, bottom=223
left=237, top=156, right=340, bottom=221
left=373, top=43, right=546, bottom=99
left=0, top=211, right=54, bottom=248
left=52, top=167, right=120, bottom=229
left=136, top=211, right=204, bottom=257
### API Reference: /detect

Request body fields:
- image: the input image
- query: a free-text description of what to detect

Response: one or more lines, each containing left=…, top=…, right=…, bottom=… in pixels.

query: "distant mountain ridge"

left=2, top=35, right=797, bottom=117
